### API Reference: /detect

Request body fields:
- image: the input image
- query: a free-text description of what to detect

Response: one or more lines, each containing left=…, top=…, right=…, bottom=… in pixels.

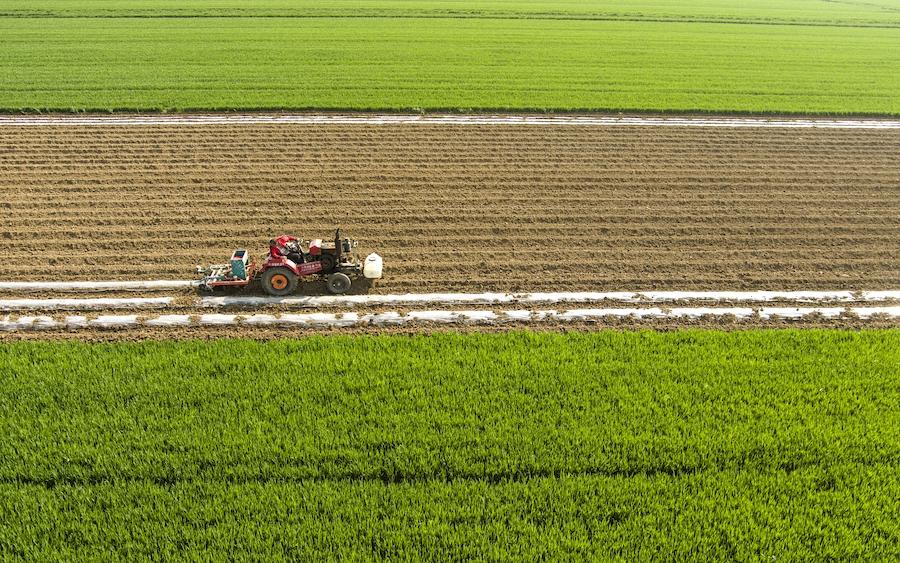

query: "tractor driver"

left=269, top=235, right=305, bottom=264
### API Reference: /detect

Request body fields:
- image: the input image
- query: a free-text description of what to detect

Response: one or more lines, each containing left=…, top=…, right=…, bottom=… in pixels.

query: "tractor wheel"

left=319, top=254, right=336, bottom=273
left=261, top=267, right=298, bottom=297
left=326, top=272, right=352, bottom=294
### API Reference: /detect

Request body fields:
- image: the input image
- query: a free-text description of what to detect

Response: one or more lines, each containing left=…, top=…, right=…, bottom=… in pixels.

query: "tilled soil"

left=1, top=123, right=898, bottom=294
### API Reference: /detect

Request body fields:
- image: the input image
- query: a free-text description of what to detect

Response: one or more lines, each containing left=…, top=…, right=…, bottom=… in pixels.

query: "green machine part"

left=230, top=249, right=249, bottom=280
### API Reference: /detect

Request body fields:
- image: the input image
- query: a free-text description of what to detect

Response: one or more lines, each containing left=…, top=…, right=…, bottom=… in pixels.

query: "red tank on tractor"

left=197, top=229, right=383, bottom=296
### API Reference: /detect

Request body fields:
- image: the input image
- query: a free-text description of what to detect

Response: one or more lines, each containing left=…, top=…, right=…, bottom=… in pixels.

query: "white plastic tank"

left=363, top=253, right=383, bottom=279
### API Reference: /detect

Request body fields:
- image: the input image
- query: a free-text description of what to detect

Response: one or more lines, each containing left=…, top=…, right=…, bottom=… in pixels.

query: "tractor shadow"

left=203, top=277, right=374, bottom=297
left=295, top=278, right=375, bottom=296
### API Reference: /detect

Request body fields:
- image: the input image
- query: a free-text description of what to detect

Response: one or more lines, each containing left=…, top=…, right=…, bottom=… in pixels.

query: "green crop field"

left=0, top=0, right=898, bottom=113
left=1, top=330, right=898, bottom=559
left=4, top=1, right=900, bottom=24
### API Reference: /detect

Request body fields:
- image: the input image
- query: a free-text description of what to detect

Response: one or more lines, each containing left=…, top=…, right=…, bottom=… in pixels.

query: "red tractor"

left=197, top=229, right=383, bottom=296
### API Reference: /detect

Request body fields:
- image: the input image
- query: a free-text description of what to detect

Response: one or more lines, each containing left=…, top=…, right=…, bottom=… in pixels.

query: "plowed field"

left=1, top=123, right=898, bottom=293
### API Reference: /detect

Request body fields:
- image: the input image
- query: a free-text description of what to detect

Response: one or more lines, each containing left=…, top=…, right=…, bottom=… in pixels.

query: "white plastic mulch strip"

left=201, top=290, right=898, bottom=309
left=0, top=316, right=58, bottom=331
left=89, top=315, right=139, bottom=329
left=144, top=315, right=192, bottom=327
left=0, top=280, right=197, bottom=292
left=853, top=307, right=900, bottom=319
left=634, top=291, right=863, bottom=303
left=861, top=291, right=900, bottom=302
left=758, top=307, right=846, bottom=320
left=668, top=307, right=755, bottom=319
left=1, top=115, right=899, bottom=130
left=199, top=314, right=238, bottom=326
left=0, top=283, right=895, bottom=305
left=0, top=297, right=172, bottom=311
left=2, top=306, right=898, bottom=331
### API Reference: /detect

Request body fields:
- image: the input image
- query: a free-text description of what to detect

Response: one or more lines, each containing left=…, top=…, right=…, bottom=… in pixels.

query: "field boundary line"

left=0, top=280, right=197, bottom=292
left=2, top=306, right=898, bottom=331
left=201, top=290, right=899, bottom=309
left=2, top=115, right=900, bottom=129
left=1, top=288, right=898, bottom=307
left=0, top=297, right=172, bottom=311
left=2, top=13, right=898, bottom=30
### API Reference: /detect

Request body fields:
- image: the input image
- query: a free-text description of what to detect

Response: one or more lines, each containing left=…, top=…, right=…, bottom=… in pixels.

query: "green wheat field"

left=1, top=330, right=898, bottom=559
left=0, top=0, right=897, bottom=113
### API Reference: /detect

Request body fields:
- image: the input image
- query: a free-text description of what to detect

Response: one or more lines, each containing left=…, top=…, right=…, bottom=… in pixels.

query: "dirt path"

left=1, top=124, right=897, bottom=293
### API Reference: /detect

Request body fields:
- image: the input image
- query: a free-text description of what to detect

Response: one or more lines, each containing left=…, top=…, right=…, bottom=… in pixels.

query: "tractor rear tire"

left=261, top=267, right=298, bottom=297
left=326, top=272, right=352, bottom=294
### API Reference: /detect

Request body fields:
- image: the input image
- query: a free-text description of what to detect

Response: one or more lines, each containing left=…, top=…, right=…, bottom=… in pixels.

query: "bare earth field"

left=2, top=123, right=897, bottom=291
left=0, top=120, right=897, bottom=338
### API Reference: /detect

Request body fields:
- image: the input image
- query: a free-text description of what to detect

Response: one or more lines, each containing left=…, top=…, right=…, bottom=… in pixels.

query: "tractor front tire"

left=326, top=272, right=352, bottom=294
left=261, top=267, right=298, bottom=297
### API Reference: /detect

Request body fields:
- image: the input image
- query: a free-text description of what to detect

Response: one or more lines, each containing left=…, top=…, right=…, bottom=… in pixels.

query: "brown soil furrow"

left=6, top=228, right=898, bottom=239
left=0, top=210, right=892, bottom=221
left=5, top=234, right=896, bottom=246
left=5, top=187, right=895, bottom=196
left=3, top=156, right=896, bottom=165
left=6, top=247, right=895, bottom=259
left=6, top=224, right=897, bottom=239
left=3, top=161, right=895, bottom=169
left=3, top=276, right=895, bottom=292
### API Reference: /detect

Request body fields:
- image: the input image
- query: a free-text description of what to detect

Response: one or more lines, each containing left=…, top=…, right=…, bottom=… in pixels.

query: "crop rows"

left=1, top=124, right=897, bottom=293
left=3, top=0, right=899, bottom=26
left=1, top=330, right=898, bottom=558
left=1, top=15, right=898, bottom=113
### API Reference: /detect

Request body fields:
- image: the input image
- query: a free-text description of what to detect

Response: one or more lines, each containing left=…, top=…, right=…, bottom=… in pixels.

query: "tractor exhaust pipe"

left=334, top=228, right=342, bottom=260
